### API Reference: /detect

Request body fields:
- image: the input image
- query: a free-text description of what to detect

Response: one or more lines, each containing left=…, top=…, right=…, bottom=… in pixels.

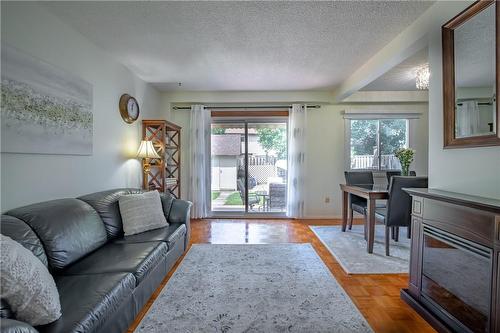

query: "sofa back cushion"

left=78, top=188, right=175, bottom=239
left=159, top=192, right=175, bottom=217
left=1, top=215, right=48, bottom=267
left=6, top=199, right=107, bottom=271
left=78, top=188, right=143, bottom=239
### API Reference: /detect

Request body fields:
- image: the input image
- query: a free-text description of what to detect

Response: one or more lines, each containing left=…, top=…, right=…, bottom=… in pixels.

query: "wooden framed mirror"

left=442, top=0, right=499, bottom=148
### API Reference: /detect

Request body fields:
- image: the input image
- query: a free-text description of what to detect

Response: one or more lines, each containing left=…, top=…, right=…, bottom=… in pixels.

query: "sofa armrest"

left=0, top=318, right=39, bottom=333
left=168, top=199, right=193, bottom=249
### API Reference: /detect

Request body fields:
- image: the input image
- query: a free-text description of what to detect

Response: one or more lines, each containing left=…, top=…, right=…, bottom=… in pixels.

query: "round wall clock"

left=119, top=94, right=140, bottom=124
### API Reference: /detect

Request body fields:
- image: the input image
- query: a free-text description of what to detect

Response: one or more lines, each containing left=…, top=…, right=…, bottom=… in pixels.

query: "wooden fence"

left=248, top=155, right=277, bottom=166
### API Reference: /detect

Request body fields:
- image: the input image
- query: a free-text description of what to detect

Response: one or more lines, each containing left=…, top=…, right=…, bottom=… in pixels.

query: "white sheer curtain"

left=456, top=100, right=480, bottom=137
left=188, top=105, right=210, bottom=218
left=287, top=104, right=307, bottom=218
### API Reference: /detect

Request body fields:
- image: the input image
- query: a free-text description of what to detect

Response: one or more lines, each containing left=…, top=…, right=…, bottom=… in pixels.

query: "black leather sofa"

left=0, top=188, right=192, bottom=333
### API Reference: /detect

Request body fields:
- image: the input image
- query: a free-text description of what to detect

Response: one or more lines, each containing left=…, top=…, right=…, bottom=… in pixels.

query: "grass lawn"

left=224, top=192, right=243, bottom=205
left=211, top=191, right=221, bottom=200
left=224, top=191, right=266, bottom=206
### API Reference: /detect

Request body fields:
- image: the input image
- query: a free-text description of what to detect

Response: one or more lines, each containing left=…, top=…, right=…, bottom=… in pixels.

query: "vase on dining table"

left=401, top=164, right=410, bottom=176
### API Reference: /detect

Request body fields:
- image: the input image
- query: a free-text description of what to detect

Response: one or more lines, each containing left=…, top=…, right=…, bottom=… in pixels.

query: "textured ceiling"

left=42, top=1, right=433, bottom=91
left=360, top=48, right=428, bottom=91
left=362, top=3, right=495, bottom=92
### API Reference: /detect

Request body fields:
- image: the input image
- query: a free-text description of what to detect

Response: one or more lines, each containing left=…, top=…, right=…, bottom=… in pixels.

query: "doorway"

left=210, top=119, right=288, bottom=215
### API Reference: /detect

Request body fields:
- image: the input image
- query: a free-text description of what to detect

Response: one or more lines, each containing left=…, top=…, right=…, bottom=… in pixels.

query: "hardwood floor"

left=128, top=218, right=436, bottom=333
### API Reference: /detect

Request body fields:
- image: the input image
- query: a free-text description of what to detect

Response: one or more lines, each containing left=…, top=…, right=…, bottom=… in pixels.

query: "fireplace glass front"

left=421, top=225, right=492, bottom=333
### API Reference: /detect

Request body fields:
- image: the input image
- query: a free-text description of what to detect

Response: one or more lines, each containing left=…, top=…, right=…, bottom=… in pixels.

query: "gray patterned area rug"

left=310, top=225, right=410, bottom=274
left=135, top=244, right=373, bottom=333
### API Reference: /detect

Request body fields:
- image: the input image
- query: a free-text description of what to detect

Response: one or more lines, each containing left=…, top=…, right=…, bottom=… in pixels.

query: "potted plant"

left=394, top=148, right=415, bottom=176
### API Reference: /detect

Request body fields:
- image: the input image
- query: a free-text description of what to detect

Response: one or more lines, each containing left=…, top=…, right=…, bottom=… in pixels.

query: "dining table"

left=339, top=183, right=389, bottom=254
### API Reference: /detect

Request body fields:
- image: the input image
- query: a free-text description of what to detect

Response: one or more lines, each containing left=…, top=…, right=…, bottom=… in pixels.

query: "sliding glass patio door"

left=210, top=122, right=246, bottom=213
left=210, top=120, right=287, bottom=215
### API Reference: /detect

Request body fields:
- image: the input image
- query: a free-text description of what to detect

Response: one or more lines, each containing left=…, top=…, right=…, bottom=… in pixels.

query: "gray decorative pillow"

left=119, top=190, right=169, bottom=236
left=0, top=234, right=61, bottom=326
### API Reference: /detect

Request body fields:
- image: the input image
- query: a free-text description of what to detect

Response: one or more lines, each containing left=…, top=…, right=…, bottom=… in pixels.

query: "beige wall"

left=1, top=2, right=162, bottom=211
left=427, top=12, right=500, bottom=199
left=337, top=0, right=500, bottom=199
left=161, top=91, right=428, bottom=218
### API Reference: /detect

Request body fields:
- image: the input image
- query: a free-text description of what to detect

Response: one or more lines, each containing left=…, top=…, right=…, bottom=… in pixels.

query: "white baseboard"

left=302, top=215, right=342, bottom=219
left=303, top=213, right=364, bottom=220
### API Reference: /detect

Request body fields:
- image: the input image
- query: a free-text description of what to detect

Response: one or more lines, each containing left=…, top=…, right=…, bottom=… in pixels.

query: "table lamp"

left=137, top=140, right=160, bottom=173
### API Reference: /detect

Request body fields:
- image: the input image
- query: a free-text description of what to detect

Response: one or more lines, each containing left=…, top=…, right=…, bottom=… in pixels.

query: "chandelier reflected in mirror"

left=415, top=64, right=430, bottom=90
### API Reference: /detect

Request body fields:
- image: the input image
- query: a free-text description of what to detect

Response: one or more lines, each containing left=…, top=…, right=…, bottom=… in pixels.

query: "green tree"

left=380, top=119, right=407, bottom=155
left=211, top=127, right=226, bottom=135
left=350, top=119, right=406, bottom=156
left=350, top=120, right=377, bottom=155
left=256, top=127, right=287, bottom=159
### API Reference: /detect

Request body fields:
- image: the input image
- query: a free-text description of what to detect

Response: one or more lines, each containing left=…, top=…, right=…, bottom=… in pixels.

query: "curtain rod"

left=172, top=105, right=321, bottom=110
left=456, top=95, right=496, bottom=106
left=456, top=102, right=492, bottom=106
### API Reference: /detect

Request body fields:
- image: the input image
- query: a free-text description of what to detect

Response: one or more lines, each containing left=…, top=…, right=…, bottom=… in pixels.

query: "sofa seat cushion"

left=61, top=242, right=167, bottom=285
left=114, top=223, right=186, bottom=250
left=37, top=273, right=135, bottom=333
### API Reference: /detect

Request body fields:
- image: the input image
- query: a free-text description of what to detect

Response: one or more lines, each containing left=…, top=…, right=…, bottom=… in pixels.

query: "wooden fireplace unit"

left=402, top=188, right=500, bottom=333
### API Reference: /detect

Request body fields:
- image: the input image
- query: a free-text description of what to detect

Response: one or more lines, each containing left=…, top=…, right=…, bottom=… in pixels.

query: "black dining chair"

left=374, top=176, right=428, bottom=256
left=386, top=170, right=416, bottom=183
left=344, top=171, right=373, bottom=230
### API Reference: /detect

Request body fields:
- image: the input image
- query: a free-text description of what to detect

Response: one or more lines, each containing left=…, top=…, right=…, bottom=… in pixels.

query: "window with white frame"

left=346, top=118, right=409, bottom=170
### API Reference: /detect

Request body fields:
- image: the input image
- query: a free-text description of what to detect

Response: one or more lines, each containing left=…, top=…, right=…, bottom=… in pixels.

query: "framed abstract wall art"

left=1, top=44, right=93, bottom=155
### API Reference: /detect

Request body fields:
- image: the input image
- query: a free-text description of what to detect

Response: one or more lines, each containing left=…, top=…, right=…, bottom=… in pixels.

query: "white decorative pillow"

left=119, top=190, right=169, bottom=236
left=0, top=234, right=61, bottom=326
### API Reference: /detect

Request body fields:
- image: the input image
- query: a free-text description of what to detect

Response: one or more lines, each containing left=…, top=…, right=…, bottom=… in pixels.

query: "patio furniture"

left=237, top=179, right=259, bottom=209
left=256, top=192, right=270, bottom=211
left=268, top=183, right=286, bottom=211
left=374, top=176, right=428, bottom=256
left=343, top=171, right=374, bottom=230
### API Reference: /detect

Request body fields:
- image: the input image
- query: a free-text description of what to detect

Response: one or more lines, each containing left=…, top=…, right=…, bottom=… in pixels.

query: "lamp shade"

left=137, top=140, right=161, bottom=159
